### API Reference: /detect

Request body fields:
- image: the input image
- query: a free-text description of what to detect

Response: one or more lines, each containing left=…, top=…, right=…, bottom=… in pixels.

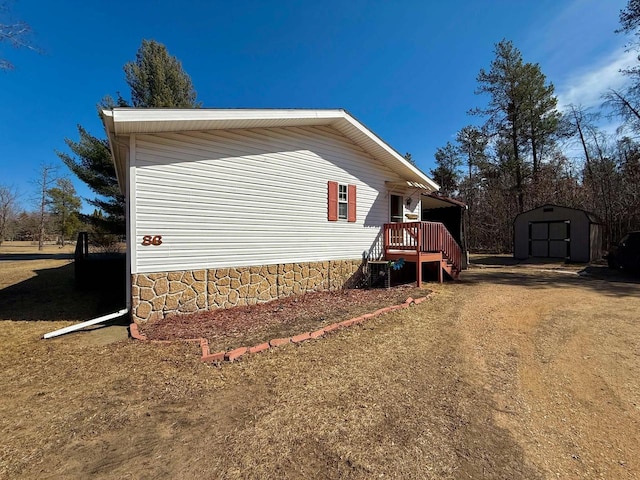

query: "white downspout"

left=43, top=308, right=129, bottom=339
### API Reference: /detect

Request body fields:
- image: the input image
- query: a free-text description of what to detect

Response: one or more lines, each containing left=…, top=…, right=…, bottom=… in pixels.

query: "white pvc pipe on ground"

left=43, top=308, right=129, bottom=339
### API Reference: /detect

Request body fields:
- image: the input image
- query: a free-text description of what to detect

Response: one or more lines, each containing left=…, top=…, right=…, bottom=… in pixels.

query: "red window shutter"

left=348, top=184, right=356, bottom=222
left=328, top=181, right=338, bottom=221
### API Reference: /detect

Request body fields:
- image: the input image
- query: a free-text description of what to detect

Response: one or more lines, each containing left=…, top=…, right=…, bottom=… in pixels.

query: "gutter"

left=43, top=308, right=129, bottom=339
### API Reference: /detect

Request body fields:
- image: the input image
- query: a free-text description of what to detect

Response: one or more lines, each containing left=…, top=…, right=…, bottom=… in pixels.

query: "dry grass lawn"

left=1, top=244, right=639, bottom=479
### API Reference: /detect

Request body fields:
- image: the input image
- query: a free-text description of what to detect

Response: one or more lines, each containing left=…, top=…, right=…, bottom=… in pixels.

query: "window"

left=390, top=194, right=403, bottom=223
left=338, top=184, right=348, bottom=219
left=328, top=181, right=356, bottom=222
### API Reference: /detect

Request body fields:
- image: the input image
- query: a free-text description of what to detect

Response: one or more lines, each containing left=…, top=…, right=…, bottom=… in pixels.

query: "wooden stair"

left=383, top=221, right=463, bottom=286
left=441, top=257, right=460, bottom=281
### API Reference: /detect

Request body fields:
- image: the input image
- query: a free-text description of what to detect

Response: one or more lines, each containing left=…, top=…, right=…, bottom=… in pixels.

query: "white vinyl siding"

left=131, top=125, right=404, bottom=273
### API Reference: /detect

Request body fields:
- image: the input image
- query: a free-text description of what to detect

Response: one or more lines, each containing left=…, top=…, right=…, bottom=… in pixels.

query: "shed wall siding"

left=589, top=224, right=603, bottom=262
left=132, top=125, right=402, bottom=274
left=514, top=206, right=592, bottom=262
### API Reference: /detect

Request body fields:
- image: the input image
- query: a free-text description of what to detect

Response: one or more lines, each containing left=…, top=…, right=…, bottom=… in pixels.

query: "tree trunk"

left=610, top=89, right=640, bottom=122
left=38, top=175, right=47, bottom=251
left=512, top=123, right=525, bottom=213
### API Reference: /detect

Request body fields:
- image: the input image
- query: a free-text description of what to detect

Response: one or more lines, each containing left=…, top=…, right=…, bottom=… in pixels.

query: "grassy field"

left=1, top=243, right=639, bottom=479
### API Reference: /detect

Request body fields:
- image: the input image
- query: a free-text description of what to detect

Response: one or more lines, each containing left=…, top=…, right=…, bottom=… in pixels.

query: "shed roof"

left=101, top=108, right=440, bottom=194
left=514, top=204, right=602, bottom=225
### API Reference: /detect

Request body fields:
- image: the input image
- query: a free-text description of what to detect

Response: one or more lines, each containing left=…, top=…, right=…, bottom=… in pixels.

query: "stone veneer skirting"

left=131, top=260, right=364, bottom=323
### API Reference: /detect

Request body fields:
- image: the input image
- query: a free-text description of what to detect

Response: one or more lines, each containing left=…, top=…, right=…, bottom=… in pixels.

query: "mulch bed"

left=141, top=285, right=428, bottom=352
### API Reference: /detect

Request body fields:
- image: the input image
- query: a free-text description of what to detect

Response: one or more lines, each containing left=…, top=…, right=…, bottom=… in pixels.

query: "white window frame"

left=338, top=183, right=348, bottom=220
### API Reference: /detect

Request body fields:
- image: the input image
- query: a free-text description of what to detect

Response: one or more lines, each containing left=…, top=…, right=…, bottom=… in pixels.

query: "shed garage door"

left=529, top=221, right=570, bottom=258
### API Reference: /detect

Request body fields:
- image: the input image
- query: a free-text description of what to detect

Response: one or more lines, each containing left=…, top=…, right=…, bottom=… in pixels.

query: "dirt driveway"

left=0, top=256, right=639, bottom=479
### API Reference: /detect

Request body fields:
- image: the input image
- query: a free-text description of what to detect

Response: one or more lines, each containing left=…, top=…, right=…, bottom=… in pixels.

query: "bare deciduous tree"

left=0, top=3, right=39, bottom=70
left=33, top=164, right=57, bottom=250
left=0, top=184, right=19, bottom=244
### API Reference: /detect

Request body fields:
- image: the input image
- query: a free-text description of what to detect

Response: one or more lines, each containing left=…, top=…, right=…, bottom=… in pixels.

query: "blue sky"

left=0, top=0, right=632, bottom=212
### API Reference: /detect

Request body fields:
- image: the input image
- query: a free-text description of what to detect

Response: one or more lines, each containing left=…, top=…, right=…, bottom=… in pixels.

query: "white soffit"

left=106, top=108, right=339, bottom=135
left=101, top=108, right=439, bottom=192
left=385, top=180, right=434, bottom=191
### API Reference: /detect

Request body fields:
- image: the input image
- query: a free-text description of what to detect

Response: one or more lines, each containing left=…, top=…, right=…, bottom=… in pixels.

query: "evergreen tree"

left=431, top=142, right=462, bottom=197
left=47, top=178, right=82, bottom=246
left=404, top=152, right=416, bottom=166
left=619, top=0, right=640, bottom=32
left=57, top=127, right=124, bottom=233
left=455, top=126, right=487, bottom=251
left=14, top=211, right=40, bottom=241
left=58, top=39, right=200, bottom=234
left=456, top=125, right=487, bottom=182
left=519, top=62, right=561, bottom=176
left=124, top=39, right=201, bottom=108
left=472, top=39, right=560, bottom=212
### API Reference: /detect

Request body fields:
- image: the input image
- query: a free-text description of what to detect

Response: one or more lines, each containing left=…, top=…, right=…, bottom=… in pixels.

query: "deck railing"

left=383, top=221, right=462, bottom=274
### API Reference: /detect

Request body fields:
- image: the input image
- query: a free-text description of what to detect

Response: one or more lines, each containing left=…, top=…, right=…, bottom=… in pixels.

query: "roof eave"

left=100, top=110, right=127, bottom=195
left=101, top=108, right=439, bottom=192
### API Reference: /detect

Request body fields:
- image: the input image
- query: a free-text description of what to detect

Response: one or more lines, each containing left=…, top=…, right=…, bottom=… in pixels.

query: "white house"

left=101, top=108, right=464, bottom=323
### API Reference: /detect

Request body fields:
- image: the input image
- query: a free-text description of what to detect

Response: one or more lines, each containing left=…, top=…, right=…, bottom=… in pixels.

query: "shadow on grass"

left=470, top=254, right=590, bottom=267
left=0, top=253, right=74, bottom=262
left=469, top=255, right=521, bottom=266
left=0, top=261, right=127, bottom=322
left=462, top=264, right=640, bottom=297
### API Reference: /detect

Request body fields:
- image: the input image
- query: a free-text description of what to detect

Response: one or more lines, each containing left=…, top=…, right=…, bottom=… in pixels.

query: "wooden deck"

left=383, top=221, right=462, bottom=286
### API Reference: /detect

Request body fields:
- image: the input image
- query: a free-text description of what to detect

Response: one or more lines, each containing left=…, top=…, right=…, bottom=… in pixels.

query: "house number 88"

left=141, top=235, right=163, bottom=246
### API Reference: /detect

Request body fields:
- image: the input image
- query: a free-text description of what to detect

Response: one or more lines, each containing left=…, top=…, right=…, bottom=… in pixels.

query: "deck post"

left=384, top=224, right=389, bottom=256
left=416, top=259, right=422, bottom=287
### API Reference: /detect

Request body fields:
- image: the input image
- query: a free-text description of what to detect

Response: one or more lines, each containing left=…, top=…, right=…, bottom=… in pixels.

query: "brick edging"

left=129, top=294, right=431, bottom=363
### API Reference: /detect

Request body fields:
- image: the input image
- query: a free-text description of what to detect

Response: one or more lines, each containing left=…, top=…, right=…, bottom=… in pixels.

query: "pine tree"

left=456, top=125, right=487, bottom=182
left=472, top=39, right=560, bottom=212
left=431, top=142, right=462, bottom=197
left=57, top=126, right=124, bottom=233
left=404, top=152, right=416, bottom=166
left=124, top=40, right=201, bottom=108
left=47, top=178, right=82, bottom=246
left=58, top=40, right=200, bottom=234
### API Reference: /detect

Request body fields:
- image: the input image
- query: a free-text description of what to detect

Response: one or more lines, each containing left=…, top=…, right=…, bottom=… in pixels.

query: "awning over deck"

left=421, top=193, right=467, bottom=210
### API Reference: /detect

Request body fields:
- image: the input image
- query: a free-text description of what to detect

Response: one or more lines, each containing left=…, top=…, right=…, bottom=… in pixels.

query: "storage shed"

left=513, top=204, right=602, bottom=263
